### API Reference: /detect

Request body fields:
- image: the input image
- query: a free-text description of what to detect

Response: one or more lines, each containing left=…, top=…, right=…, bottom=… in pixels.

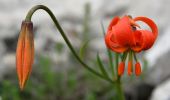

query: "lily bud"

left=16, top=21, right=34, bottom=90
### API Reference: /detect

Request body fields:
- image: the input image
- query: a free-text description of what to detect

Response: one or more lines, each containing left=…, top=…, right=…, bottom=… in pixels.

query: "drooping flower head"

left=105, top=15, right=158, bottom=76
left=16, top=21, right=34, bottom=90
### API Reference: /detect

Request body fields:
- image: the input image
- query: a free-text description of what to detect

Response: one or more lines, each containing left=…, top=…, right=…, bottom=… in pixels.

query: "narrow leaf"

left=79, top=40, right=90, bottom=59
left=100, top=21, right=115, bottom=76
left=96, top=53, right=109, bottom=78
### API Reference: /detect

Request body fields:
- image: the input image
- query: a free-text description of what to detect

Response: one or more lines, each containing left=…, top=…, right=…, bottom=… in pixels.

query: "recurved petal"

left=107, top=16, right=120, bottom=31
left=132, top=17, right=158, bottom=51
left=105, top=30, right=128, bottom=53
left=134, top=16, right=158, bottom=41
left=113, top=16, right=135, bottom=46
left=105, top=31, right=113, bottom=49
left=110, top=44, right=128, bottom=53
left=131, top=31, right=143, bottom=52
left=137, top=30, right=155, bottom=50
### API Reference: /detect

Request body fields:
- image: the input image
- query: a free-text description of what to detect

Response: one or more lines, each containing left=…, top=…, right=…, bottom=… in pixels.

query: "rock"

left=145, top=51, right=170, bottom=85
left=151, top=79, right=170, bottom=100
left=146, top=26, right=170, bottom=67
left=125, top=82, right=154, bottom=100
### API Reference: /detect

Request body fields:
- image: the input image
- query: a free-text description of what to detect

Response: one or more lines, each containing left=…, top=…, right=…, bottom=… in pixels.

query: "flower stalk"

left=17, top=5, right=115, bottom=90
left=115, top=79, right=125, bottom=100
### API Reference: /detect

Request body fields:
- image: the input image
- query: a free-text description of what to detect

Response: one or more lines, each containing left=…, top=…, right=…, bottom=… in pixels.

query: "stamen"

left=131, top=25, right=137, bottom=31
left=118, top=52, right=128, bottom=76
left=118, top=62, right=125, bottom=76
left=128, top=61, right=132, bottom=75
left=134, top=53, right=138, bottom=62
left=135, top=62, right=141, bottom=76
left=127, top=15, right=141, bottom=29
left=130, top=20, right=140, bottom=28
left=127, top=15, right=141, bottom=31
left=133, top=53, right=142, bottom=76
left=128, top=51, right=133, bottom=76
left=128, top=15, right=133, bottom=19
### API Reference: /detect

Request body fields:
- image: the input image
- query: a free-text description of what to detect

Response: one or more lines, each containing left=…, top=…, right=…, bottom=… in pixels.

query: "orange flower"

left=16, top=21, right=34, bottom=90
left=105, top=15, right=158, bottom=76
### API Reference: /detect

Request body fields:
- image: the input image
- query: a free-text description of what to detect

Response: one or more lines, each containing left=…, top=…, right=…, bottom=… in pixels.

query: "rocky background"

left=0, top=0, right=170, bottom=100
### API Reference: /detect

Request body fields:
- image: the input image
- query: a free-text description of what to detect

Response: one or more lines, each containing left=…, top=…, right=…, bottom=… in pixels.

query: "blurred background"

left=0, top=0, right=170, bottom=100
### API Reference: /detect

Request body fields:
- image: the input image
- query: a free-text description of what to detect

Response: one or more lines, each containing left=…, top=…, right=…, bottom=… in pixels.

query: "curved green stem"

left=25, top=5, right=114, bottom=84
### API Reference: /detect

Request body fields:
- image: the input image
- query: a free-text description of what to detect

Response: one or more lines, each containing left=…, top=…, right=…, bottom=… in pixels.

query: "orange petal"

left=105, top=31, right=114, bottom=49
left=118, top=62, right=125, bottom=76
left=132, top=17, right=158, bottom=51
left=105, top=30, right=128, bottom=53
left=137, top=30, right=155, bottom=50
left=131, top=31, right=143, bottom=52
left=113, top=16, right=135, bottom=46
left=135, top=62, right=141, bottom=76
left=105, top=16, right=121, bottom=51
left=127, top=61, right=132, bottom=76
left=134, top=16, right=158, bottom=41
left=16, top=21, right=34, bottom=90
left=108, top=16, right=120, bottom=31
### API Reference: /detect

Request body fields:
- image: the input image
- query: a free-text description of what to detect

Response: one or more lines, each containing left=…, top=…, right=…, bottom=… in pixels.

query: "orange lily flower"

left=16, top=21, right=34, bottom=90
left=105, top=15, right=158, bottom=76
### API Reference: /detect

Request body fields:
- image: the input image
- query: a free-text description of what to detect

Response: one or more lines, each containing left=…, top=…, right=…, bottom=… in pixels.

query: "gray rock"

left=151, top=79, right=170, bottom=100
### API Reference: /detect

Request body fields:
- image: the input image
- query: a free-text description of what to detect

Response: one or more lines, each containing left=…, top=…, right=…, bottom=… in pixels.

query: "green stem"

left=25, top=5, right=114, bottom=84
left=133, top=52, right=138, bottom=62
left=115, top=53, right=125, bottom=100
left=115, top=53, right=119, bottom=79
left=115, top=79, right=125, bottom=100
left=100, top=22, right=125, bottom=100
left=122, top=52, right=128, bottom=62
left=129, top=50, right=133, bottom=72
left=107, top=50, right=114, bottom=77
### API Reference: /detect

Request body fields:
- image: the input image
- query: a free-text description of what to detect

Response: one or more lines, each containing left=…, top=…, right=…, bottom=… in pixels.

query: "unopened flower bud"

left=16, top=21, right=34, bottom=90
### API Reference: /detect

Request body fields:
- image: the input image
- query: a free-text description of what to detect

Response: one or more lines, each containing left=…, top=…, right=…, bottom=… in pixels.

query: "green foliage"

left=96, top=53, right=109, bottom=79
left=0, top=54, right=114, bottom=100
left=55, top=42, right=64, bottom=53
left=1, top=80, right=20, bottom=100
left=79, top=40, right=90, bottom=59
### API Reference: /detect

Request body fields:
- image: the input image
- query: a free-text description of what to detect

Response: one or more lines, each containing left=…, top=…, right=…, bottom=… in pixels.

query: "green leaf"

left=96, top=53, right=109, bottom=78
left=107, top=49, right=115, bottom=76
left=100, top=21, right=115, bottom=76
left=55, top=42, right=64, bottom=53
left=79, top=40, right=90, bottom=59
